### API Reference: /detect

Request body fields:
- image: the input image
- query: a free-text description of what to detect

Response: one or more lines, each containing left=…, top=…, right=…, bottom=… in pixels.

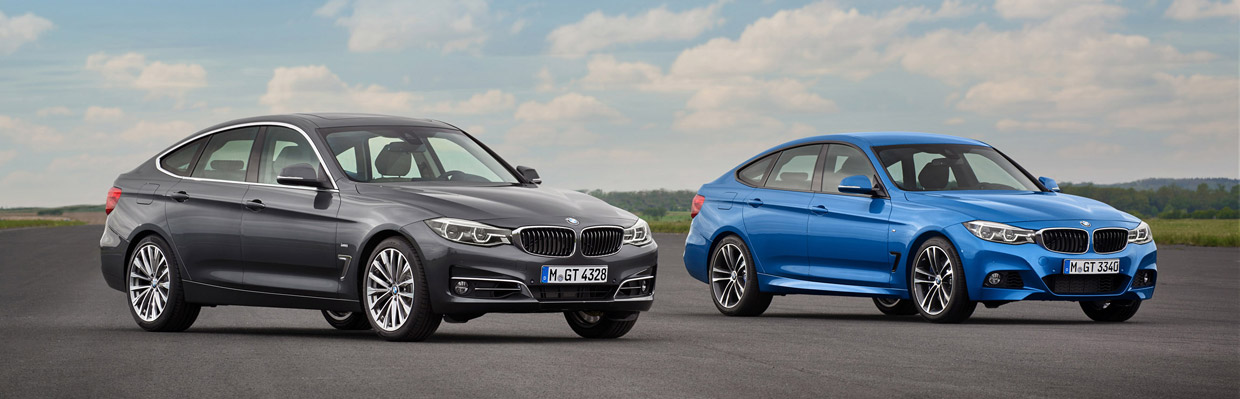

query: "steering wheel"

left=443, top=170, right=466, bottom=181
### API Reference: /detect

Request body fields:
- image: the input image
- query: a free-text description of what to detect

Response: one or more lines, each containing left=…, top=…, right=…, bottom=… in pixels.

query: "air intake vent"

left=1042, top=274, right=1126, bottom=294
left=1093, top=229, right=1128, bottom=254
left=1039, top=229, right=1088, bottom=254
left=581, top=227, right=623, bottom=257
left=518, top=227, right=575, bottom=257
left=532, top=285, right=616, bottom=301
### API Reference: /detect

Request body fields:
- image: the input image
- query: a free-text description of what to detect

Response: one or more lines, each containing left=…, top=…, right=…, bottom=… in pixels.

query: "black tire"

left=564, top=311, right=637, bottom=339
left=909, top=237, right=976, bottom=323
left=127, top=235, right=200, bottom=332
left=709, top=236, right=773, bottom=317
left=1080, top=300, right=1141, bottom=322
left=361, top=237, right=441, bottom=341
left=321, top=310, right=372, bottom=330
left=872, top=297, right=918, bottom=316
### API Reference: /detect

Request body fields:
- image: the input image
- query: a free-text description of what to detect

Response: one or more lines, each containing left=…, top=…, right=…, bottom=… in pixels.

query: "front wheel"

left=361, top=238, right=441, bottom=341
left=1080, top=300, right=1141, bottom=322
left=321, top=310, right=371, bottom=330
left=564, top=311, right=637, bottom=339
left=709, top=236, right=772, bottom=316
left=909, top=238, right=976, bottom=323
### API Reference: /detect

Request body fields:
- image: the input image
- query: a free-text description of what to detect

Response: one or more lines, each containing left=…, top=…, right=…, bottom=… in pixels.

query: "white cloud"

left=35, top=106, right=71, bottom=117
left=1165, top=0, right=1239, bottom=20
left=85, top=52, right=207, bottom=99
left=995, top=119, right=1095, bottom=132
left=316, top=0, right=492, bottom=53
left=260, top=65, right=418, bottom=114
left=548, top=2, right=725, bottom=57
left=510, top=19, right=527, bottom=35
left=668, top=1, right=973, bottom=80
left=0, top=149, right=15, bottom=166
left=84, top=106, right=125, bottom=122
left=425, top=89, right=515, bottom=115
left=0, top=115, right=64, bottom=149
left=580, top=55, right=665, bottom=90
left=0, top=10, right=53, bottom=55
left=993, top=0, right=1111, bottom=20
left=118, top=120, right=197, bottom=143
left=514, top=93, right=625, bottom=123
left=536, top=67, right=557, bottom=92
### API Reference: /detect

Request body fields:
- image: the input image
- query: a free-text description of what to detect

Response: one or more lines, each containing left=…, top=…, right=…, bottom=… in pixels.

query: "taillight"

left=105, top=187, right=122, bottom=215
left=690, top=194, right=705, bottom=219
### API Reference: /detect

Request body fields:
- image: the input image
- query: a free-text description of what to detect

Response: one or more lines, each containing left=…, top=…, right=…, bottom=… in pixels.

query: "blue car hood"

left=904, top=191, right=1135, bottom=223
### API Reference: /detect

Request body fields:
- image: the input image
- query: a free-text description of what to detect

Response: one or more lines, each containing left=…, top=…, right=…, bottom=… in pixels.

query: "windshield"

left=319, top=126, right=520, bottom=184
left=874, top=144, right=1041, bottom=192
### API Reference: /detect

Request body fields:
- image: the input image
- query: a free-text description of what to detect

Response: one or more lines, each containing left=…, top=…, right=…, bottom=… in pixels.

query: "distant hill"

left=1068, top=178, right=1238, bottom=191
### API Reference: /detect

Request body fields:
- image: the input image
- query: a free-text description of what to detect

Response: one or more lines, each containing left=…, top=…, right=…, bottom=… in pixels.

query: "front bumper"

left=945, top=222, right=1158, bottom=302
left=402, top=222, right=658, bottom=315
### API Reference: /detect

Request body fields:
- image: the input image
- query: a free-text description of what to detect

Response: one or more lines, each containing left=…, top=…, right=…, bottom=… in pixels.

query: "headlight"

left=963, top=221, right=1034, bottom=245
left=623, top=219, right=653, bottom=246
left=1128, top=221, right=1153, bottom=244
left=425, top=218, right=511, bottom=246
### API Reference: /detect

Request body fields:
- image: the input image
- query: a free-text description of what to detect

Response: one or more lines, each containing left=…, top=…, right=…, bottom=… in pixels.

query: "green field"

left=643, top=216, right=1238, bottom=247
left=0, top=219, right=87, bottom=229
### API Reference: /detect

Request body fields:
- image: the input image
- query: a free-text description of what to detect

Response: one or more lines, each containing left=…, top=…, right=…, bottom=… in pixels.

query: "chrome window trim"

left=1091, top=227, right=1130, bottom=254
left=581, top=225, right=624, bottom=258
left=512, top=225, right=577, bottom=258
left=1034, top=227, right=1089, bottom=255
left=153, top=121, right=340, bottom=192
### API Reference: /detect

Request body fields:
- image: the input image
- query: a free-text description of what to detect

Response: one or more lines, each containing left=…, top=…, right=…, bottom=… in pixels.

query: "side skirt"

left=183, top=281, right=363, bottom=312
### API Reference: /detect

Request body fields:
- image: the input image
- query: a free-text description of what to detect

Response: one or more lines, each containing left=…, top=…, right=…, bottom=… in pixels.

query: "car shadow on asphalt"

left=749, top=313, right=1101, bottom=325
left=101, top=326, right=658, bottom=343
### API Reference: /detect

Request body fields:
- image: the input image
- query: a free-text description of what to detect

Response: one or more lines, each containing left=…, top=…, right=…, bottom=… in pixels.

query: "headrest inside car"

left=375, top=145, right=412, bottom=176
left=919, top=158, right=952, bottom=190
left=211, top=160, right=244, bottom=171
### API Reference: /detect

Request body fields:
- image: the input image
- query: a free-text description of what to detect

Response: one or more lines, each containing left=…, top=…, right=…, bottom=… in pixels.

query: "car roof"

left=780, top=131, right=989, bottom=148
left=199, top=113, right=459, bottom=132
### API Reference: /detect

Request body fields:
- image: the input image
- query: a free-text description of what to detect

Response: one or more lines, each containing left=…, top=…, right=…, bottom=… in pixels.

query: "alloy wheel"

left=711, top=243, right=747, bottom=308
left=912, top=245, right=954, bottom=316
left=365, top=248, right=416, bottom=331
left=128, top=243, right=170, bottom=322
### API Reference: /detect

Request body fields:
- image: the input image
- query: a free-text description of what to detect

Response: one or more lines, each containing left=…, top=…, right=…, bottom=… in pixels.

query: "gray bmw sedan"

left=100, top=113, right=656, bottom=341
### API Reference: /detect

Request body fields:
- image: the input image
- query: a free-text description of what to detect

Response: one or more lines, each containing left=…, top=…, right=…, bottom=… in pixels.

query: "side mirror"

left=1039, top=176, right=1061, bottom=192
left=276, top=163, right=328, bottom=189
left=838, top=175, right=876, bottom=195
left=516, top=165, right=541, bottom=184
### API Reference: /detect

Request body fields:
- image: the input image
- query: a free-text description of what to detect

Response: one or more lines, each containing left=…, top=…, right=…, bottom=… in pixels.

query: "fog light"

left=986, top=272, right=1002, bottom=286
left=454, top=280, right=470, bottom=295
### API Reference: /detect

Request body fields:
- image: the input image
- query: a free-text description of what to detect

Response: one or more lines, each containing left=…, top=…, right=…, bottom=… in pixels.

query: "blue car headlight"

left=963, top=221, right=1035, bottom=245
left=1128, top=221, right=1153, bottom=244
left=623, top=219, right=653, bottom=246
left=425, top=218, right=512, bottom=246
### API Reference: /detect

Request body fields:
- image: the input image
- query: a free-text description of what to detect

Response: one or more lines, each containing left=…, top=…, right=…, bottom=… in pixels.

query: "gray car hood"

left=356, top=183, right=638, bottom=228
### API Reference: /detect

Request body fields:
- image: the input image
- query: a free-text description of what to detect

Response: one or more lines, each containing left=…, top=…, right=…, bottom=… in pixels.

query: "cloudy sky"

left=0, top=0, right=1236, bottom=207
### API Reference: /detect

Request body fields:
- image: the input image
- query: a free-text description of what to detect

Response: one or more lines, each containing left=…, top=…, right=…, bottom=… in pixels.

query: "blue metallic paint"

left=684, top=132, right=1157, bottom=307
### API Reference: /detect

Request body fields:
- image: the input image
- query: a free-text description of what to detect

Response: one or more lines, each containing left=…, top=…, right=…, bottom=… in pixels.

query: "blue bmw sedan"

left=684, top=132, right=1156, bottom=323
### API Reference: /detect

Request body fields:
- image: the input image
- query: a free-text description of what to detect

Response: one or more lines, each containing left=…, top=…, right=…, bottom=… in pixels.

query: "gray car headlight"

left=1128, top=221, right=1153, bottom=244
left=426, top=218, right=511, bottom=246
left=963, top=221, right=1034, bottom=245
left=622, top=219, right=653, bottom=246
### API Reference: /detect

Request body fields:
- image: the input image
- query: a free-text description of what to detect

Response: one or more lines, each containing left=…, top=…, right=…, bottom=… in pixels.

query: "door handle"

left=168, top=191, right=190, bottom=202
left=810, top=204, right=828, bottom=215
left=244, top=199, right=266, bottom=211
left=747, top=198, right=764, bottom=207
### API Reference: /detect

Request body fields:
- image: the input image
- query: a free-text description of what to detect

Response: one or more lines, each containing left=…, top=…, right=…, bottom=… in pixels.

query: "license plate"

left=1063, top=259, right=1120, bottom=274
left=541, top=266, right=608, bottom=284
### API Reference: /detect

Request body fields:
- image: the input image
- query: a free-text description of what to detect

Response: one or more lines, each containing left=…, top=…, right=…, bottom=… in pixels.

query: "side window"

left=737, top=154, right=776, bottom=186
left=764, top=145, right=821, bottom=191
left=258, top=126, right=319, bottom=184
left=160, top=137, right=205, bottom=177
left=426, top=136, right=504, bottom=182
left=821, top=145, right=877, bottom=194
left=191, top=127, right=258, bottom=182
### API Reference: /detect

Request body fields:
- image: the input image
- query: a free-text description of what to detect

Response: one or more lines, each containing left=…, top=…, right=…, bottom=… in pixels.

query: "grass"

left=645, top=216, right=1238, bottom=247
left=1147, top=219, right=1239, bottom=247
left=0, top=219, right=87, bottom=229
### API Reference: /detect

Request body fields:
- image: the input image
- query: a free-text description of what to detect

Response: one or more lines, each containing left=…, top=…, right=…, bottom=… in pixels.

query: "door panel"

left=742, top=188, right=813, bottom=277
left=240, top=186, right=341, bottom=297
left=164, top=179, right=249, bottom=287
left=808, top=144, right=893, bottom=286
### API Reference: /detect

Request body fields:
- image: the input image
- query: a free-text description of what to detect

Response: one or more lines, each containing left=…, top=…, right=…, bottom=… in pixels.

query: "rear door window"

left=764, top=145, right=822, bottom=191
left=191, top=127, right=259, bottom=182
left=160, top=137, right=206, bottom=177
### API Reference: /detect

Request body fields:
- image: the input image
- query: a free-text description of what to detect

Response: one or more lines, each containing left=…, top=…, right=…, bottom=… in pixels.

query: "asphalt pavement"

left=1, top=225, right=1236, bottom=398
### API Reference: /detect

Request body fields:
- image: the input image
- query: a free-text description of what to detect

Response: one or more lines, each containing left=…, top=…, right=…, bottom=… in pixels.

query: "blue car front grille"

left=1039, top=229, right=1088, bottom=254
left=1093, top=229, right=1128, bottom=253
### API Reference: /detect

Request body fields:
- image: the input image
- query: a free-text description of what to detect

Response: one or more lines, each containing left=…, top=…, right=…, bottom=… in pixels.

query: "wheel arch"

left=900, top=229, right=969, bottom=297
left=348, top=226, right=425, bottom=303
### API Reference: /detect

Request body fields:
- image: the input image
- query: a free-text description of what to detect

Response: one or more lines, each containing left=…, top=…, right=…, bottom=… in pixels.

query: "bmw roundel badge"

left=566, top=217, right=580, bottom=225
left=1080, top=221, right=1091, bottom=227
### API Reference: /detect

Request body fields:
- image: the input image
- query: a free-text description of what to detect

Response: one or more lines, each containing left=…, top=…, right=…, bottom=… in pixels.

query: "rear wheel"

left=127, top=236, right=200, bottom=332
left=1080, top=300, right=1141, bottom=322
left=563, top=311, right=637, bottom=339
left=710, top=236, right=772, bottom=316
left=321, top=310, right=371, bottom=330
left=872, top=297, right=917, bottom=316
left=909, top=238, right=976, bottom=323
left=362, top=238, right=441, bottom=341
